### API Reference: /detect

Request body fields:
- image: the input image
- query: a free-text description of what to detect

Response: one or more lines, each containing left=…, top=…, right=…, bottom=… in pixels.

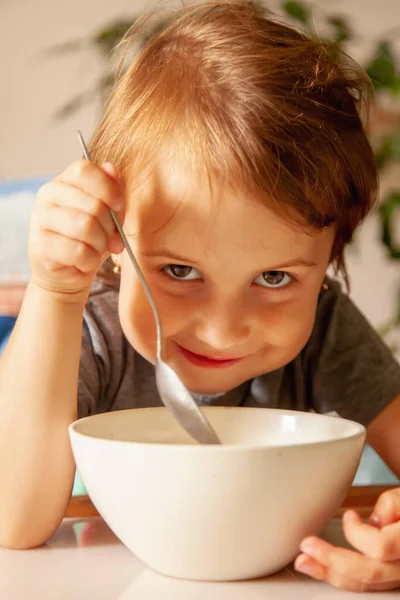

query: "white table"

left=0, top=517, right=398, bottom=599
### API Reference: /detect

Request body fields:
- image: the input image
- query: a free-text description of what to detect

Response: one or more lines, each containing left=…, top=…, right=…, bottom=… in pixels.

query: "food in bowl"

left=69, top=406, right=365, bottom=581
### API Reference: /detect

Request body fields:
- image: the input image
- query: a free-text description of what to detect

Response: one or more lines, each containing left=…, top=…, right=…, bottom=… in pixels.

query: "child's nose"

left=193, top=300, right=252, bottom=351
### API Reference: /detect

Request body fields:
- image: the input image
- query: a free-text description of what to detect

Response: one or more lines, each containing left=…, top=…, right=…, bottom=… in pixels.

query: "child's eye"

left=163, top=264, right=202, bottom=281
left=254, top=271, right=293, bottom=288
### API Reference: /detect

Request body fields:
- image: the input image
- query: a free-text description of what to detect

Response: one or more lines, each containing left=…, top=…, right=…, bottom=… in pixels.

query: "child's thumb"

left=368, top=489, right=400, bottom=528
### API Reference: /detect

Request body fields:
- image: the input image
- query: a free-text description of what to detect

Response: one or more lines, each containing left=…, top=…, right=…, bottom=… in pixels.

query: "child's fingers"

left=37, top=180, right=118, bottom=240
left=40, top=231, right=101, bottom=274
left=30, top=160, right=126, bottom=298
left=369, top=489, right=400, bottom=528
left=107, top=233, right=125, bottom=255
left=343, top=509, right=400, bottom=562
left=295, top=537, right=400, bottom=592
left=39, top=206, right=109, bottom=257
left=294, top=553, right=327, bottom=580
left=57, top=160, right=123, bottom=214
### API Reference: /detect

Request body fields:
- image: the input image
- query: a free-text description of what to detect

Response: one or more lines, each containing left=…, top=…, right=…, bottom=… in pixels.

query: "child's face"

left=117, top=158, right=334, bottom=394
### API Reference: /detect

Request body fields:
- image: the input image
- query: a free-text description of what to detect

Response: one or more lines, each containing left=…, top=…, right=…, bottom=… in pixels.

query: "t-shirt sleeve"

left=77, top=319, right=102, bottom=419
left=304, top=279, right=400, bottom=426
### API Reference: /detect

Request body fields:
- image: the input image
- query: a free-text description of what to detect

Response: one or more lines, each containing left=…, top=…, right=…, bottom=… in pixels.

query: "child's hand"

left=29, top=160, right=125, bottom=302
left=295, top=488, right=400, bottom=592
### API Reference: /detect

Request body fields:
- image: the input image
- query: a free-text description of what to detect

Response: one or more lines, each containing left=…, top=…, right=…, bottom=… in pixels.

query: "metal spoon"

left=77, top=131, right=221, bottom=445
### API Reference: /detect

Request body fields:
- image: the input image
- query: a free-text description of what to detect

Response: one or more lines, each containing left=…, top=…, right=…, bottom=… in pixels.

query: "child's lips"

left=177, top=344, right=246, bottom=368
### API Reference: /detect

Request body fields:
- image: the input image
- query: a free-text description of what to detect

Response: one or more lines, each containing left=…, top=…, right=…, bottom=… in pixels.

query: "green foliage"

left=366, top=42, right=400, bottom=93
left=375, top=133, right=400, bottom=170
left=282, top=1, right=309, bottom=25
left=92, top=20, right=134, bottom=56
left=42, top=20, right=134, bottom=59
left=327, top=16, right=352, bottom=45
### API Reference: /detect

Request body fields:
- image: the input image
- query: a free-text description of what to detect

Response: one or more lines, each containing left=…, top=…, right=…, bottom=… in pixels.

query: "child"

left=0, top=1, right=399, bottom=592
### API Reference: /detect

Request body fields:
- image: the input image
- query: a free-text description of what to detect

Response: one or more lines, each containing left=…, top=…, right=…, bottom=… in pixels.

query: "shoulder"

left=304, top=275, right=384, bottom=373
left=306, top=277, right=400, bottom=425
left=312, top=276, right=371, bottom=346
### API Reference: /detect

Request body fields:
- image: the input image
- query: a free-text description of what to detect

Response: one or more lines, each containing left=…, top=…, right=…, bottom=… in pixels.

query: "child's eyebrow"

left=141, top=248, right=199, bottom=265
left=141, top=249, right=317, bottom=270
left=265, top=259, right=318, bottom=270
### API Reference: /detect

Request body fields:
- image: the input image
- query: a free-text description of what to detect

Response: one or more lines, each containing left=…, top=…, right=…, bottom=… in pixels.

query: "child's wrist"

left=27, top=278, right=89, bottom=310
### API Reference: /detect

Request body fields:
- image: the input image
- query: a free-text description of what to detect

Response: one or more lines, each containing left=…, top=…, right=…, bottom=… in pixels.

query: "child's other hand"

left=29, top=160, right=125, bottom=303
left=294, top=488, right=400, bottom=592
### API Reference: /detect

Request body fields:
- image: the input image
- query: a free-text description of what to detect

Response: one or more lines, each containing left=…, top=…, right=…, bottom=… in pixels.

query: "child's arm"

left=0, top=160, right=125, bottom=549
left=366, top=393, right=400, bottom=479
left=306, top=279, right=400, bottom=472
left=0, top=281, right=85, bottom=548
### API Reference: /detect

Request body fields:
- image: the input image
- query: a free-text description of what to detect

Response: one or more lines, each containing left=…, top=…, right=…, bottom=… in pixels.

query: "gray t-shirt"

left=78, top=278, right=400, bottom=426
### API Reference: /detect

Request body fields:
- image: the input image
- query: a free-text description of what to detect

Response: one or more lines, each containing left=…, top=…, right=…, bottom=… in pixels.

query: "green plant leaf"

left=390, top=77, right=400, bottom=95
left=42, top=19, right=135, bottom=63
left=51, top=81, right=103, bottom=121
left=375, top=134, right=400, bottom=170
left=92, top=19, right=135, bottom=55
left=41, top=39, right=88, bottom=59
left=366, top=42, right=398, bottom=90
left=328, top=16, right=352, bottom=45
left=282, top=1, right=309, bottom=25
left=52, top=94, right=91, bottom=121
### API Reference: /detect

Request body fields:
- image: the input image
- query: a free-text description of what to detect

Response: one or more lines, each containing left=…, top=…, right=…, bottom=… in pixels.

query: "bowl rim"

left=69, top=406, right=366, bottom=451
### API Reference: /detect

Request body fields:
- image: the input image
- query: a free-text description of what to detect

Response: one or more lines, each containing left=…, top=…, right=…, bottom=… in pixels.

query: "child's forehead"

left=125, top=158, right=333, bottom=259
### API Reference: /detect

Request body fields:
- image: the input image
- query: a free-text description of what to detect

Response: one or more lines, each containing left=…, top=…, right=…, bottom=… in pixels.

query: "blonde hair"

left=91, top=1, right=378, bottom=284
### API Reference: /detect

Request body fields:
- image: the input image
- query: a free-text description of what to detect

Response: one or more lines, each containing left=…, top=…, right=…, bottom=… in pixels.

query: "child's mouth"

left=177, top=345, right=245, bottom=368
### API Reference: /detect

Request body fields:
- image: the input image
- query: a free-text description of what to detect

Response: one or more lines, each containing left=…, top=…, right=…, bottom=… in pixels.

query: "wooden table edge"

left=65, top=485, right=398, bottom=520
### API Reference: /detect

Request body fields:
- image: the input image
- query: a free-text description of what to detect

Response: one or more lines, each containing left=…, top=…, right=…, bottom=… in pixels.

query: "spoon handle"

left=77, top=131, right=221, bottom=445
left=77, top=131, right=162, bottom=357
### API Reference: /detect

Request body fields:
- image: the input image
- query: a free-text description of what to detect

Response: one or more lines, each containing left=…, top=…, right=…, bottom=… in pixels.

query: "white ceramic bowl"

left=69, top=407, right=365, bottom=581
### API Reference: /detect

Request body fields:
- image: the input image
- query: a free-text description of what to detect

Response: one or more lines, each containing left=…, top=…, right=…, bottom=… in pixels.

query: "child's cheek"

left=118, top=274, right=158, bottom=364
left=259, top=294, right=319, bottom=356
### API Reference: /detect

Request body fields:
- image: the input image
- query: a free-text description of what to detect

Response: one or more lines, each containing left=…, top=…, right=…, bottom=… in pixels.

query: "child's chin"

left=186, top=376, right=244, bottom=397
